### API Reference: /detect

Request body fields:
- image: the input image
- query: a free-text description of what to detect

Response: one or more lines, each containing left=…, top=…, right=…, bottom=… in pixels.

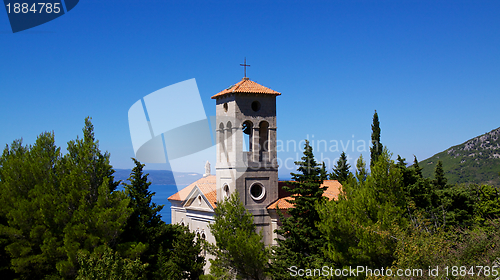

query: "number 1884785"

left=6, top=3, right=62, bottom=14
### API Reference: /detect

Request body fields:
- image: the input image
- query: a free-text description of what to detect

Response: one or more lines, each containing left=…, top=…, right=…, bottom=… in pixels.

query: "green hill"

left=419, top=127, right=500, bottom=187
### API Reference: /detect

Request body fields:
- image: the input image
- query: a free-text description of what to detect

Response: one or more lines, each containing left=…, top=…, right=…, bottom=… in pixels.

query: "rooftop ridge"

left=211, top=78, right=281, bottom=99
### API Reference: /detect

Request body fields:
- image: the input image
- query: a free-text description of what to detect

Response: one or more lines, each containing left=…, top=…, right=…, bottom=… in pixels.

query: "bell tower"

left=211, top=76, right=280, bottom=245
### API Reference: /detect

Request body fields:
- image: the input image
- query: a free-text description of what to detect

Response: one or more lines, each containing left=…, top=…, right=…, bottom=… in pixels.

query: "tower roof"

left=211, top=77, right=281, bottom=99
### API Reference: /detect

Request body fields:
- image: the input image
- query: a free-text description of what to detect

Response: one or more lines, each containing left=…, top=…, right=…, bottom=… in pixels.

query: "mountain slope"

left=420, top=127, right=500, bottom=187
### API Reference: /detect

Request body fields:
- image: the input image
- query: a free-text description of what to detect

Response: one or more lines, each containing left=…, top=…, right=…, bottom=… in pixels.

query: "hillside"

left=420, top=127, right=500, bottom=187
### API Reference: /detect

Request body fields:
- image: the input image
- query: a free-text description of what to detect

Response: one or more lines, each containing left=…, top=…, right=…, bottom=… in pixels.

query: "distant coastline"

left=113, top=169, right=203, bottom=186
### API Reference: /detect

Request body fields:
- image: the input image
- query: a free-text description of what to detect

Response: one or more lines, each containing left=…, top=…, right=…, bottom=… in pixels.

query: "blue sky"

left=1, top=0, right=499, bottom=179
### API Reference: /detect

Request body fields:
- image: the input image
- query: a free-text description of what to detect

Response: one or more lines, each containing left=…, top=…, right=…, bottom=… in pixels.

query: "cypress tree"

left=370, top=110, right=383, bottom=166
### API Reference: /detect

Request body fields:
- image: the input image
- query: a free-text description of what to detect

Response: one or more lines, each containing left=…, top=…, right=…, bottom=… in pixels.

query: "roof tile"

left=267, top=180, right=342, bottom=210
left=168, top=175, right=217, bottom=208
left=211, top=78, right=281, bottom=99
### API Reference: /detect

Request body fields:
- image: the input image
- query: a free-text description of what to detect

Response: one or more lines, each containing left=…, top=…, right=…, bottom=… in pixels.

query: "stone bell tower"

left=211, top=75, right=280, bottom=245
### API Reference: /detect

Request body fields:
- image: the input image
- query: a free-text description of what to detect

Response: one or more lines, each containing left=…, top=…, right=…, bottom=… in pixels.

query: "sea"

left=117, top=184, right=187, bottom=224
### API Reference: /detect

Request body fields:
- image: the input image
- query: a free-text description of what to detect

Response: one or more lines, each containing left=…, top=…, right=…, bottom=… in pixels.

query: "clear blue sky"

left=1, top=0, right=499, bottom=179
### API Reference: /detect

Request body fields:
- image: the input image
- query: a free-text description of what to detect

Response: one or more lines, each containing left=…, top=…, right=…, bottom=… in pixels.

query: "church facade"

left=168, top=77, right=342, bottom=264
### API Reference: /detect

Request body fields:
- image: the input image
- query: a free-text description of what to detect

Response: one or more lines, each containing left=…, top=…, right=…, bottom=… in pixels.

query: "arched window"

left=219, top=122, right=225, bottom=161
left=259, top=121, right=269, bottom=161
left=242, top=120, right=253, bottom=152
left=223, top=184, right=230, bottom=199
left=226, top=121, right=232, bottom=151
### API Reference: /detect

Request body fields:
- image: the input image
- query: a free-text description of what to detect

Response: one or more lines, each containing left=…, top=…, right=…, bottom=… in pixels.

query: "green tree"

left=158, top=225, right=205, bottom=280
left=330, top=151, right=352, bottom=184
left=120, top=159, right=205, bottom=279
left=0, top=118, right=132, bottom=279
left=433, top=160, right=447, bottom=189
left=320, top=162, right=328, bottom=181
left=208, top=191, right=269, bottom=280
left=76, top=246, right=147, bottom=280
left=472, top=184, right=500, bottom=226
left=355, top=154, right=368, bottom=183
left=413, top=155, right=423, bottom=178
left=272, top=140, right=327, bottom=279
left=370, top=110, right=383, bottom=167
left=123, top=158, right=163, bottom=242
left=317, top=150, right=407, bottom=274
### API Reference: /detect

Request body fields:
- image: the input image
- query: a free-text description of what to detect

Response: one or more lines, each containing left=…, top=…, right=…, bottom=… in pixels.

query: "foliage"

left=370, top=110, right=383, bottom=167
left=76, top=246, right=147, bottom=280
left=0, top=119, right=205, bottom=280
left=412, top=155, right=423, bottom=178
left=119, top=158, right=163, bottom=277
left=330, top=151, right=353, bottom=184
left=272, top=140, right=327, bottom=279
left=433, top=161, right=448, bottom=189
left=157, top=225, right=205, bottom=280
left=119, top=158, right=205, bottom=279
left=317, top=150, right=407, bottom=277
left=355, top=154, right=368, bottom=183
left=374, top=219, right=500, bottom=280
left=0, top=118, right=132, bottom=279
left=208, top=191, right=269, bottom=280
left=122, top=158, right=164, bottom=242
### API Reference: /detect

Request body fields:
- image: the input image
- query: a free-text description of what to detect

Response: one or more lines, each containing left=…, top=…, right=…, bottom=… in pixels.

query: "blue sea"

left=117, top=184, right=186, bottom=224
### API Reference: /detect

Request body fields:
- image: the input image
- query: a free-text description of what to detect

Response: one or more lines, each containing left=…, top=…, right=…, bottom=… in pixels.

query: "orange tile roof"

left=197, top=180, right=217, bottom=209
left=211, top=78, right=281, bottom=99
left=321, top=180, right=342, bottom=200
left=267, top=180, right=342, bottom=210
left=267, top=196, right=295, bottom=210
left=168, top=175, right=217, bottom=208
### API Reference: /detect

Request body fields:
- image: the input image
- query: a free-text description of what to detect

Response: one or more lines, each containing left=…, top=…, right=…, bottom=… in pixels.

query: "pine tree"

left=320, top=162, right=328, bottom=181
left=0, top=119, right=132, bottom=278
left=413, top=155, right=423, bottom=178
left=118, top=158, right=169, bottom=278
left=272, top=140, right=327, bottom=279
left=317, top=150, right=406, bottom=269
left=397, top=155, right=418, bottom=188
left=208, top=191, right=269, bottom=280
left=433, top=160, right=447, bottom=189
left=122, top=158, right=163, bottom=243
left=330, top=151, right=352, bottom=184
left=160, top=226, right=205, bottom=280
left=121, top=159, right=204, bottom=279
left=355, top=154, right=368, bottom=183
left=370, top=110, right=383, bottom=166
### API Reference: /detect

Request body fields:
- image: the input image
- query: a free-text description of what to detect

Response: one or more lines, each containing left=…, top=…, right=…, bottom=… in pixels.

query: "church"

left=168, top=74, right=342, bottom=263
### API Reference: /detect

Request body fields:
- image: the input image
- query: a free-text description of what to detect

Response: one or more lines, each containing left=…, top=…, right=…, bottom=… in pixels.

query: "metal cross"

left=240, top=58, right=250, bottom=78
